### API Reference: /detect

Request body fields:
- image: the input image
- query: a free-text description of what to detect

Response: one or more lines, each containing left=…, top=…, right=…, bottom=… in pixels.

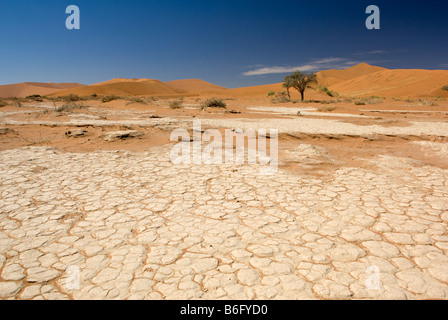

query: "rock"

left=0, top=127, right=10, bottom=135
left=65, top=129, right=87, bottom=137
left=102, top=130, right=144, bottom=142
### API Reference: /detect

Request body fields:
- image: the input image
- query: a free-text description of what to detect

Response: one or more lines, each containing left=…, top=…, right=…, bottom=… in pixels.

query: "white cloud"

left=242, top=57, right=356, bottom=76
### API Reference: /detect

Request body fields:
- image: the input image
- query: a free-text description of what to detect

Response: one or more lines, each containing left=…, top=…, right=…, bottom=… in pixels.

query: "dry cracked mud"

left=0, top=144, right=447, bottom=300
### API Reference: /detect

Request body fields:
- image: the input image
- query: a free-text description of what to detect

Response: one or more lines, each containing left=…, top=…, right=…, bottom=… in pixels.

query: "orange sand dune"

left=165, top=79, right=227, bottom=93
left=48, top=79, right=182, bottom=97
left=317, top=63, right=387, bottom=87
left=0, top=82, right=84, bottom=98
left=329, top=69, right=448, bottom=98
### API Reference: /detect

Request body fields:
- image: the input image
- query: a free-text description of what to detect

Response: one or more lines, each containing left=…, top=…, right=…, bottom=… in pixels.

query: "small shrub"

left=336, top=97, right=352, bottom=103
left=442, top=85, right=448, bottom=91
left=317, top=105, right=336, bottom=112
left=0, top=99, right=7, bottom=108
left=200, top=98, right=227, bottom=110
left=271, top=91, right=290, bottom=104
left=27, top=94, right=41, bottom=98
left=55, top=102, right=85, bottom=112
left=267, top=91, right=275, bottom=97
left=102, top=95, right=119, bottom=103
left=12, top=97, right=24, bottom=107
left=418, top=99, right=437, bottom=107
left=354, top=96, right=383, bottom=105
left=169, top=99, right=183, bottom=109
left=63, top=94, right=81, bottom=102
left=126, top=96, right=147, bottom=105
left=316, top=86, right=339, bottom=97
left=271, top=97, right=290, bottom=104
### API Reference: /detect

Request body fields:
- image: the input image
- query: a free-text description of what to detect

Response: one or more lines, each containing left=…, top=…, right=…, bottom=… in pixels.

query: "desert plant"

left=12, top=97, right=24, bottom=107
left=102, top=95, right=119, bottom=103
left=271, top=91, right=290, bottom=104
left=418, top=99, right=437, bottom=107
left=125, top=96, right=147, bottom=105
left=55, top=102, right=86, bottom=112
left=200, top=98, right=227, bottom=110
left=354, top=96, right=383, bottom=105
left=63, top=94, right=81, bottom=102
left=316, top=86, right=339, bottom=98
left=282, top=75, right=296, bottom=100
left=267, top=91, right=275, bottom=97
left=169, top=99, right=184, bottom=109
left=442, top=85, right=448, bottom=91
left=317, top=105, right=336, bottom=112
left=0, top=99, right=7, bottom=108
left=285, top=71, right=318, bottom=101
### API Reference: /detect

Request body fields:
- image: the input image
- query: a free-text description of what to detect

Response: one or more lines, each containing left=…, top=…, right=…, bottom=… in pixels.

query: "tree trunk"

left=300, top=90, right=304, bottom=102
left=286, top=88, right=291, bottom=100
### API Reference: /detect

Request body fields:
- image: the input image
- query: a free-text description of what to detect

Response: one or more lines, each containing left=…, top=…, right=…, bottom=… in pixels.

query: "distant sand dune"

left=48, top=79, right=181, bottom=97
left=317, top=63, right=387, bottom=87
left=165, top=79, right=227, bottom=94
left=329, top=68, right=448, bottom=98
left=2, top=64, right=447, bottom=99
left=0, top=82, right=84, bottom=98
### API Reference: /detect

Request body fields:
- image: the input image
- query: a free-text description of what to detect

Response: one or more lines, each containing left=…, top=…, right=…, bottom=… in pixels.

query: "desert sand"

left=0, top=64, right=448, bottom=300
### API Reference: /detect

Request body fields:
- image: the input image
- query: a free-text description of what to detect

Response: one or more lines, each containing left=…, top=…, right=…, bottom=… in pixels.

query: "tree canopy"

left=283, top=71, right=318, bottom=101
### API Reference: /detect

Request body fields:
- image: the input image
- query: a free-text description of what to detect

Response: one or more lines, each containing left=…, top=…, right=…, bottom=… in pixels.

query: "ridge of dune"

left=329, top=68, right=448, bottom=98
left=165, top=79, right=227, bottom=93
left=92, top=78, right=152, bottom=86
left=0, top=82, right=84, bottom=98
left=317, top=63, right=387, bottom=87
left=47, top=79, right=181, bottom=97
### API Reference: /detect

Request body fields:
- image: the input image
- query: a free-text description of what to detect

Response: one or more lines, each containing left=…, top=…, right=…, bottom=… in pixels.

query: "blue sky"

left=0, top=0, right=447, bottom=88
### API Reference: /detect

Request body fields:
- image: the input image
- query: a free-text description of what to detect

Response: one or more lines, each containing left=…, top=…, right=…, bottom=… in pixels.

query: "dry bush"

left=317, top=105, right=336, bottom=112
left=0, top=99, right=7, bottom=108
left=418, top=99, right=437, bottom=106
left=55, top=102, right=86, bottom=112
left=169, top=98, right=184, bottom=109
left=200, top=98, right=227, bottom=110
left=271, top=92, right=290, bottom=104
left=102, top=95, right=120, bottom=103
left=355, top=96, right=383, bottom=105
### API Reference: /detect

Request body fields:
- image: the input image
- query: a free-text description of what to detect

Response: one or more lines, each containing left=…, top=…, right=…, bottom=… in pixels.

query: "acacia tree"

left=286, top=71, right=318, bottom=101
left=282, top=75, right=295, bottom=100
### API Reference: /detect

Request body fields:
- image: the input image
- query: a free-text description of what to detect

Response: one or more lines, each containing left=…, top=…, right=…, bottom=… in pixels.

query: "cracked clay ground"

left=0, top=143, right=447, bottom=300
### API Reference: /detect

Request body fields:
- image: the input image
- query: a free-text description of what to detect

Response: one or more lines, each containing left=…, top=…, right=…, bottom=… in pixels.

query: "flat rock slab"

left=102, top=130, right=144, bottom=142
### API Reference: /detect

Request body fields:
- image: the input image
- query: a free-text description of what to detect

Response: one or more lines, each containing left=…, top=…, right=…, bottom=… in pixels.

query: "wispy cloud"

left=354, top=49, right=408, bottom=56
left=242, top=57, right=357, bottom=76
left=354, top=50, right=386, bottom=56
